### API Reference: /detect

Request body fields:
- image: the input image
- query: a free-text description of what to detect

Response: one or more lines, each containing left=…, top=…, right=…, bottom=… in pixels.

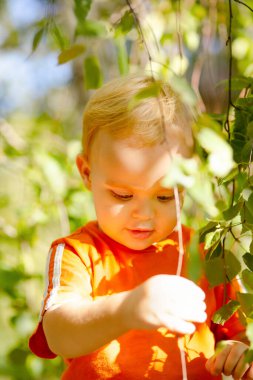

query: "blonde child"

left=29, top=75, right=253, bottom=379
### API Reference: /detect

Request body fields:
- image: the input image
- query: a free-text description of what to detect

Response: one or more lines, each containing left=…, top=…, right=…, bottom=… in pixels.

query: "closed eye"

left=111, top=191, right=133, bottom=201
left=157, top=195, right=174, bottom=202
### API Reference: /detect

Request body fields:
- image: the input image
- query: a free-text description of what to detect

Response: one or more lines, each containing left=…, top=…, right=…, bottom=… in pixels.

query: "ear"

left=76, top=154, right=92, bottom=190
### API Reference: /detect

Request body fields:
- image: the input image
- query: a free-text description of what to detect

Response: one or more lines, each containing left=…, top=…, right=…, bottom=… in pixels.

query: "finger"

left=233, top=354, right=250, bottom=380
left=243, top=364, right=253, bottom=380
left=224, top=343, right=248, bottom=376
left=205, top=355, right=216, bottom=373
left=160, top=314, right=196, bottom=335
left=209, top=344, right=232, bottom=376
left=183, top=281, right=206, bottom=301
left=172, top=301, right=207, bottom=323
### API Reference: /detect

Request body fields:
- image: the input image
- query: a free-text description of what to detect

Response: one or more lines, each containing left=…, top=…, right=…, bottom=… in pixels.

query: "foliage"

left=0, top=0, right=253, bottom=378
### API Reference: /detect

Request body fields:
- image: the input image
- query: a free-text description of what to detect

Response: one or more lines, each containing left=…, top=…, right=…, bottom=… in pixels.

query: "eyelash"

left=111, top=191, right=174, bottom=202
left=157, top=195, right=174, bottom=202
left=111, top=191, right=132, bottom=200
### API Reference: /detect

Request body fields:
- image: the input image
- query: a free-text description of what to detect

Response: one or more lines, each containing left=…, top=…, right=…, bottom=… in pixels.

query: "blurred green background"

left=0, top=0, right=252, bottom=378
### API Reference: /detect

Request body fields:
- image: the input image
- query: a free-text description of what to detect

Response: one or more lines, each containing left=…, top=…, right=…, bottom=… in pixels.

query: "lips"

left=127, top=228, right=154, bottom=240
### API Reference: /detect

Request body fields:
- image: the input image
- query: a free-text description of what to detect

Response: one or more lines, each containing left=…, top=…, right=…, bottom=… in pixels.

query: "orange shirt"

left=29, top=221, right=244, bottom=379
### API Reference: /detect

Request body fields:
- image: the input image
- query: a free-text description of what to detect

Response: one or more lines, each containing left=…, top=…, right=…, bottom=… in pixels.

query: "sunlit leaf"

left=246, top=322, right=253, bottom=347
left=242, top=269, right=253, bottom=291
left=204, top=229, right=222, bottom=250
left=58, top=44, right=86, bottom=64
left=197, top=128, right=235, bottom=177
left=199, top=222, right=217, bottom=242
left=237, top=293, right=253, bottom=318
left=212, top=300, right=240, bottom=325
left=218, top=167, right=239, bottom=185
left=84, top=56, right=103, bottom=89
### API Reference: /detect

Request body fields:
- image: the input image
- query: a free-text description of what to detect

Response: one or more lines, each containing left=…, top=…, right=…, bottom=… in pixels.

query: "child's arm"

left=205, top=340, right=253, bottom=379
left=43, top=274, right=206, bottom=358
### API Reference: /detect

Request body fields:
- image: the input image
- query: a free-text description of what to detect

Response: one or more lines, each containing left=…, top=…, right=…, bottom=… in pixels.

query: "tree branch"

left=234, top=0, right=253, bottom=12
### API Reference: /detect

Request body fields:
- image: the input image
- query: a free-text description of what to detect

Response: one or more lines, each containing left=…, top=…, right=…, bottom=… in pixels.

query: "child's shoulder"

left=50, top=220, right=100, bottom=250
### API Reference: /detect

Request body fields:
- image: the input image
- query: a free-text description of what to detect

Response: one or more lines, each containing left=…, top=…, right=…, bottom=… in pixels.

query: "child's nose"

left=132, top=200, right=154, bottom=220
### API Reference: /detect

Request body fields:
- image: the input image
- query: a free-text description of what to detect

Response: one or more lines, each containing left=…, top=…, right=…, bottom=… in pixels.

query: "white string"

left=174, top=185, right=188, bottom=380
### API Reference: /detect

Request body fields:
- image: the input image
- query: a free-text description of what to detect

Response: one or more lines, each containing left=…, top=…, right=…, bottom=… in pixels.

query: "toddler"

left=29, top=75, right=252, bottom=379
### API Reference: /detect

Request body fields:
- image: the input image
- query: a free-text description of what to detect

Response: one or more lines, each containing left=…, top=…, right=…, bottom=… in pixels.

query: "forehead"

left=89, top=131, right=183, bottom=189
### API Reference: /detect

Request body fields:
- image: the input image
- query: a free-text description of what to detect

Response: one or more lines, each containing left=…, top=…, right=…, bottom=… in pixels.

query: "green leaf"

left=247, top=121, right=253, bottom=139
left=116, top=11, right=135, bottom=35
left=115, top=37, right=129, bottom=75
left=242, top=269, right=253, bottom=291
left=76, top=19, right=107, bottom=37
left=187, top=233, right=203, bottom=282
left=224, top=250, right=241, bottom=281
left=205, top=257, right=225, bottom=287
left=128, top=82, right=162, bottom=109
left=74, top=0, right=92, bottom=22
left=243, top=206, right=253, bottom=226
left=51, top=24, right=67, bottom=50
left=58, top=44, right=86, bottom=64
left=204, top=229, right=222, bottom=250
left=245, top=349, right=253, bottom=363
left=206, top=241, right=222, bottom=260
left=32, top=28, right=44, bottom=52
left=218, top=167, right=239, bottom=185
left=246, top=322, right=253, bottom=347
left=223, top=201, right=243, bottom=221
left=84, top=56, right=103, bottom=89
left=237, top=293, right=253, bottom=318
left=199, top=222, right=217, bottom=242
left=212, top=300, right=240, bottom=325
left=242, top=141, right=253, bottom=162
left=197, top=128, right=234, bottom=177
left=246, top=193, right=253, bottom=217
left=243, top=252, right=253, bottom=271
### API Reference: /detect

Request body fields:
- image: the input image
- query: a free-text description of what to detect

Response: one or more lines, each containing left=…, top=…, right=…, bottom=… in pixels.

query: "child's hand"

left=122, top=274, right=206, bottom=335
left=205, top=340, right=253, bottom=379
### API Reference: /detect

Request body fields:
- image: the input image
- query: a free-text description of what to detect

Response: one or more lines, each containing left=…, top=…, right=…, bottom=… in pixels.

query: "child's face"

left=77, top=131, right=184, bottom=251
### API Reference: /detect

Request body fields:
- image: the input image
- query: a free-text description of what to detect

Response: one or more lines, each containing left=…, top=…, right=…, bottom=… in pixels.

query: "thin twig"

left=174, top=184, right=188, bottom=380
left=234, top=0, right=253, bottom=12
left=125, top=0, right=154, bottom=77
left=224, top=0, right=233, bottom=140
left=176, top=0, right=184, bottom=75
left=222, top=236, right=228, bottom=305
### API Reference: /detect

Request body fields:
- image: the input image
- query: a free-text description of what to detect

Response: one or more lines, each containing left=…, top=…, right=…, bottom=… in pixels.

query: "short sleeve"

left=29, top=241, right=93, bottom=358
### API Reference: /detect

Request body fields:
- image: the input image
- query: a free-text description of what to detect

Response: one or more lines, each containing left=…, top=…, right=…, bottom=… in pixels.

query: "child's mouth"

left=127, top=229, right=154, bottom=239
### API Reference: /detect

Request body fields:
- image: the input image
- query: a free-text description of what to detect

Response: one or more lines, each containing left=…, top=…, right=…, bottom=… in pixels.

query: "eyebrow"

left=105, top=181, right=175, bottom=193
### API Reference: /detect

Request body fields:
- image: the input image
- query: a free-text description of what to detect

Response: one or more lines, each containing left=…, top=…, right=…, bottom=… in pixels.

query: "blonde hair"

left=82, top=74, right=194, bottom=156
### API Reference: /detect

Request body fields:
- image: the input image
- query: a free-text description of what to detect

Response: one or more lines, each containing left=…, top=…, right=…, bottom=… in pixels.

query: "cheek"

left=94, top=197, right=128, bottom=220
left=157, top=202, right=177, bottom=221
